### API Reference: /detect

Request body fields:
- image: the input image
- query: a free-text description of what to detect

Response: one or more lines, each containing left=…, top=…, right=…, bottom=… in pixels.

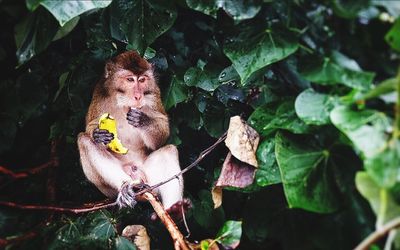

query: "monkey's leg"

left=142, top=145, right=183, bottom=209
left=77, top=133, right=136, bottom=207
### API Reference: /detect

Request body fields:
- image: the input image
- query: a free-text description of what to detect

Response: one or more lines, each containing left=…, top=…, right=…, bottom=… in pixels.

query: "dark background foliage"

left=0, top=0, right=400, bottom=249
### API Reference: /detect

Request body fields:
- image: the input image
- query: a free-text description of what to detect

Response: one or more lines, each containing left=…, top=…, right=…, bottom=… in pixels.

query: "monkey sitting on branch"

left=77, top=51, right=189, bottom=219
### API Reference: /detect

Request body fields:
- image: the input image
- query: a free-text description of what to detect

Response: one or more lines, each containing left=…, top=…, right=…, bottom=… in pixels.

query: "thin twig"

left=0, top=132, right=227, bottom=214
left=137, top=131, right=227, bottom=196
left=354, top=217, right=400, bottom=250
left=0, top=200, right=117, bottom=214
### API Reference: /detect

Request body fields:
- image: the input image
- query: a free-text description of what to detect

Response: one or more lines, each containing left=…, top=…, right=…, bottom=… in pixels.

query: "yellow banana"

left=98, top=113, right=129, bottom=154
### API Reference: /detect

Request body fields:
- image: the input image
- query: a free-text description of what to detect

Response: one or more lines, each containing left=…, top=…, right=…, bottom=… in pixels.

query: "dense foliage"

left=0, top=0, right=400, bottom=249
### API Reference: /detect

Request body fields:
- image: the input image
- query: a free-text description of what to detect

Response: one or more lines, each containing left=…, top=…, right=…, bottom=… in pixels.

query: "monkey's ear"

left=104, top=61, right=117, bottom=79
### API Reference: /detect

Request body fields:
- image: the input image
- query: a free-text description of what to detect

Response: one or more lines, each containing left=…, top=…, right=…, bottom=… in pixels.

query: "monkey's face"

left=112, top=69, right=159, bottom=109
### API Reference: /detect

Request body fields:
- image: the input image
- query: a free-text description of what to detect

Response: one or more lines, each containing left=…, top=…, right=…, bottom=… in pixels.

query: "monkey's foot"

left=117, top=182, right=143, bottom=208
left=151, top=198, right=192, bottom=221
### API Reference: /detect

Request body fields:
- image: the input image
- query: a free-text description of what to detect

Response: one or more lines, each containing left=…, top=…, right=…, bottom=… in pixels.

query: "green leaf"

left=255, top=138, right=282, bottom=186
left=364, top=141, right=400, bottom=188
left=299, top=57, right=375, bottom=90
left=215, top=220, right=242, bottom=249
left=193, top=190, right=225, bottom=229
left=248, top=100, right=310, bottom=137
left=184, top=66, right=221, bottom=91
left=186, top=0, right=261, bottom=21
left=53, top=16, right=80, bottom=41
left=275, top=132, right=340, bottom=213
left=385, top=18, right=400, bottom=52
left=224, top=25, right=299, bottom=83
left=356, top=171, right=400, bottom=227
left=41, top=0, right=111, bottom=26
left=114, top=236, right=137, bottom=250
left=15, top=9, right=59, bottom=64
left=330, top=106, right=390, bottom=158
left=86, top=211, right=116, bottom=240
left=295, top=89, right=340, bottom=125
left=110, top=0, right=177, bottom=54
left=162, top=77, right=188, bottom=111
left=26, top=0, right=41, bottom=11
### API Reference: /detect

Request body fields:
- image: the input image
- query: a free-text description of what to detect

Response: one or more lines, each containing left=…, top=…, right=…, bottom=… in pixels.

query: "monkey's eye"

left=143, top=90, right=153, bottom=95
left=138, top=77, right=146, bottom=83
left=127, top=77, right=134, bottom=82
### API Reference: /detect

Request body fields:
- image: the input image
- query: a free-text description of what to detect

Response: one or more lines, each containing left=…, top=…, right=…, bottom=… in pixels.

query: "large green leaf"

left=162, top=77, right=189, bottom=111
left=41, top=0, right=111, bottom=26
left=330, top=106, right=390, bottom=158
left=110, top=0, right=177, bottom=54
left=385, top=18, right=400, bottom=52
left=186, top=0, right=261, bottom=21
left=295, top=89, right=340, bottom=125
left=299, top=56, right=375, bottom=90
left=255, top=138, right=282, bottom=186
left=192, top=190, right=225, bottom=229
left=224, top=26, right=299, bottom=83
left=248, top=100, right=310, bottom=137
left=275, top=132, right=340, bottom=213
left=15, top=9, right=59, bottom=64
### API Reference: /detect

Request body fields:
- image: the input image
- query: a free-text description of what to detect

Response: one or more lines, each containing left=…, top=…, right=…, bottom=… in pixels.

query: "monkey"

left=77, top=51, right=190, bottom=216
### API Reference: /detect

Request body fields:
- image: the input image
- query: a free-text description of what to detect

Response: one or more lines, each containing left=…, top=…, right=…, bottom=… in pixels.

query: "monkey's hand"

left=127, top=108, right=150, bottom=127
left=92, top=128, right=114, bottom=144
left=117, top=182, right=150, bottom=208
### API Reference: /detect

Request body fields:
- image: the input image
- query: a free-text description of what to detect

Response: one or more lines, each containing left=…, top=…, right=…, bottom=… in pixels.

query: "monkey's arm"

left=127, top=108, right=169, bottom=150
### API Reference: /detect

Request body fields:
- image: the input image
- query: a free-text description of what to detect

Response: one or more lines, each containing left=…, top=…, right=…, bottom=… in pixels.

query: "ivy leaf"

left=110, top=0, right=177, bottom=54
left=248, top=100, right=310, bottom=137
left=49, top=221, right=81, bottom=247
left=224, top=25, right=299, bottom=83
left=114, top=236, right=137, bottom=250
left=162, top=77, right=188, bottom=111
left=40, top=0, right=111, bottom=26
left=184, top=66, right=221, bottom=91
left=86, top=211, right=116, bottom=241
left=299, top=56, right=375, bottom=90
left=364, top=141, right=400, bottom=188
left=330, top=106, right=390, bottom=158
left=275, top=132, right=340, bottom=213
left=15, top=9, right=59, bottom=64
left=255, top=138, right=282, bottom=186
left=215, top=220, right=242, bottom=249
left=295, top=89, right=340, bottom=125
left=186, top=0, right=261, bottom=21
left=385, top=18, right=400, bottom=52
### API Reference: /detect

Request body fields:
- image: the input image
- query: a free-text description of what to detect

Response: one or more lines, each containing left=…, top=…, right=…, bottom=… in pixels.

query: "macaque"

left=77, top=51, right=188, bottom=215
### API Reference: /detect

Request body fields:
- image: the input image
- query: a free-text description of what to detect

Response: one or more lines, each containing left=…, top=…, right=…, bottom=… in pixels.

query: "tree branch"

left=143, top=192, right=190, bottom=250
left=355, top=217, right=400, bottom=250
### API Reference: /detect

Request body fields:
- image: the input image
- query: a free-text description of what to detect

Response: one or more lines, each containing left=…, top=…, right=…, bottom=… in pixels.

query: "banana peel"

left=98, top=113, right=129, bottom=154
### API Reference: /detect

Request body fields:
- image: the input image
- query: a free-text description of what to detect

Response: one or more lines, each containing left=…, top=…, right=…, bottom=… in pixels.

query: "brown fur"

left=78, top=51, right=183, bottom=209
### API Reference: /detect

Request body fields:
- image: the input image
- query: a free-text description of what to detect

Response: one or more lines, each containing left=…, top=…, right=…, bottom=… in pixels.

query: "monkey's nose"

left=134, top=94, right=142, bottom=101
